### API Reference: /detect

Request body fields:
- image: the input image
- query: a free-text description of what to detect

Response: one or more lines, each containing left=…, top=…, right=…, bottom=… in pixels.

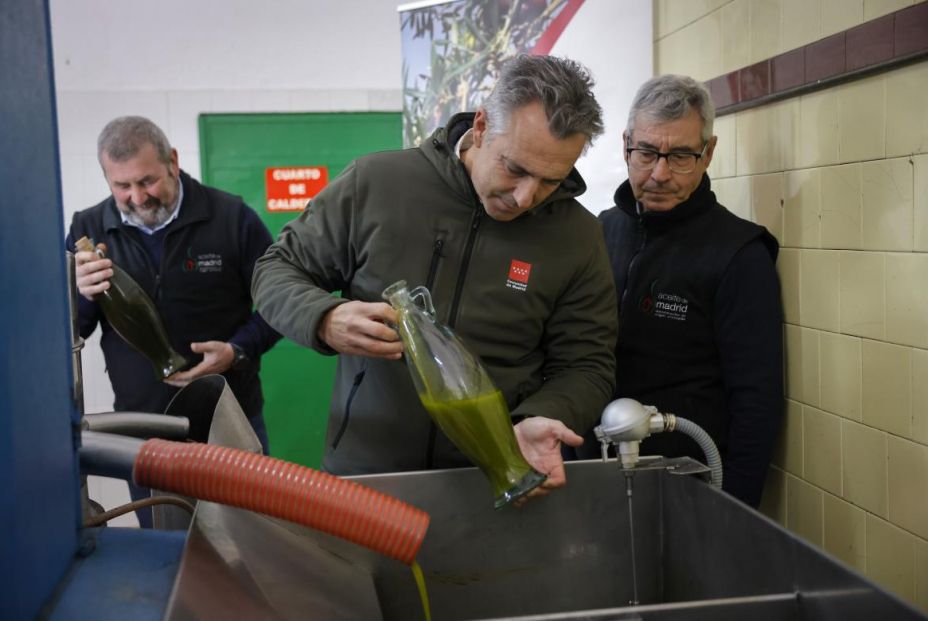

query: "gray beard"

left=126, top=202, right=173, bottom=229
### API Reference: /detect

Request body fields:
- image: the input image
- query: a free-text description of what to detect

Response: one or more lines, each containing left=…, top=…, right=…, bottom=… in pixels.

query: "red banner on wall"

left=265, top=166, right=328, bottom=212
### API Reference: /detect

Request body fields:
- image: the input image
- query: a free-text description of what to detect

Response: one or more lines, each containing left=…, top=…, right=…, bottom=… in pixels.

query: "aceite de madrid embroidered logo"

left=506, top=259, right=532, bottom=292
left=639, top=279, right=689, bottom=321
left=182, top=246, right=223, bottom=274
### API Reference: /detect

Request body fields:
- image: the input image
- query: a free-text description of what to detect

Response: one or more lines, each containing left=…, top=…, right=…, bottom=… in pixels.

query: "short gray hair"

left=97, top=116, right=173, bottom=166
left=626, top=74, right=715, bottom=144
left=483, top=54, right=603, bottom=150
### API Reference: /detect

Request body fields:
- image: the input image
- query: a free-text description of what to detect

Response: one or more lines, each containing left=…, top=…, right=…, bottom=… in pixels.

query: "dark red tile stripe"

left=847, top=14, right=894, bottom=71
left=706, top=73, right=740, bottom=108
left=895, top=1, right=928, bottom=57
left=805, top=32, right=846, bottom=83
left=740, top=60, right=771, bottom=101
left=704, top=1, right=928, bottom=115
left=771, top=48, right=805, bottom=92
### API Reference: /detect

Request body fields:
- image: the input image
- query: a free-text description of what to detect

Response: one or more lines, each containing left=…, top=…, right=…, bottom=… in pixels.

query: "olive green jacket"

left=252, top=113, right=617, bottom=475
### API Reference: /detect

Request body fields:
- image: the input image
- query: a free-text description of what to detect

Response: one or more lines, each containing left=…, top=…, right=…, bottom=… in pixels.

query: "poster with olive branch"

left=398, top=0, right=652, bottom=213
left=399, top=0, right=576, bottom=147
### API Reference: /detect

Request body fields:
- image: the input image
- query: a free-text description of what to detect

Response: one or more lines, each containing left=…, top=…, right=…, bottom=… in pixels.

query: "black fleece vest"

left=600, top=176, right=776, bottom=454
left=70, top=172, right=259, bottom=415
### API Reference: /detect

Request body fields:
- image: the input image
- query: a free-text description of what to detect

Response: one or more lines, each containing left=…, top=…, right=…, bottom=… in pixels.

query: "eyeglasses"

left=625, top=142, right=708, bottom=174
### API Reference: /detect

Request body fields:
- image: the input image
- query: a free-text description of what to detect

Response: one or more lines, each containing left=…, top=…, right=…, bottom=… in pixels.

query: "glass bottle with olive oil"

left=75, top=236, right=188, bottom=380
left=383, top=280, right=546, bottom=508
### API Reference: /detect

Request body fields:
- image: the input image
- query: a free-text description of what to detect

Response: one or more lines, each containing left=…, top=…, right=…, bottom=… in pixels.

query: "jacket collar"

left=103, top=170, right=210, bottom=233
left=614, top=173, right=714, bottom=229
left=423, top=112, right=588, bottom=214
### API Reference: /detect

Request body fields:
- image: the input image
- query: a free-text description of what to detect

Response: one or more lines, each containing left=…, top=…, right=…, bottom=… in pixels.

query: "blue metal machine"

left=1, top=1, right=82, bottom=617
left=0, top=3, right=183, bottom=619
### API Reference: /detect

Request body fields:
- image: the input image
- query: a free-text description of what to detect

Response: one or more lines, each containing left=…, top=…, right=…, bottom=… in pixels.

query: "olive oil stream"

left=411, top=560, right=431, bottom=621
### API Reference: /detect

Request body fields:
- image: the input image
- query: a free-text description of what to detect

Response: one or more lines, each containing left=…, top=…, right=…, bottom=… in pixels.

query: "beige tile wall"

left=656, top=0, right=928, bottom=610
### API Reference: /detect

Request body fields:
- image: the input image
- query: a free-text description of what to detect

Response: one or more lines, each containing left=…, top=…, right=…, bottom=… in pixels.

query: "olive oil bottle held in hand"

left=75, top=236, right=187, bottom=380
left=383, top=280, right=546, bottom=508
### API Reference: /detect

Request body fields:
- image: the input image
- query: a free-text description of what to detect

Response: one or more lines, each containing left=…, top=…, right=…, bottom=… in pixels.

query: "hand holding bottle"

left=163, top=341, right=236, bottom=387
left=74, top=244, right=114, bottom=300
left=318, top=300, right=403, bottom=359
left=73, top=237, right=188, bottom=379
left=511, top=417, right=583, bottom=507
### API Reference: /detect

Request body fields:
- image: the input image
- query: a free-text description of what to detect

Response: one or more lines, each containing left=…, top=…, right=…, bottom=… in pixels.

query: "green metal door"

left=199, top=112, right=402, bottom=467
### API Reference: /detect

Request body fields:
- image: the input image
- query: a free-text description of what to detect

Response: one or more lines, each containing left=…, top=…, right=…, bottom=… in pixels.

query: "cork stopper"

left=75, top=236, right=107, bottom=257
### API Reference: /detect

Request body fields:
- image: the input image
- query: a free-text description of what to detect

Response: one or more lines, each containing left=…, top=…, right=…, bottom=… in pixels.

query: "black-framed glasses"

left=625, top=142, right=708, bottom=174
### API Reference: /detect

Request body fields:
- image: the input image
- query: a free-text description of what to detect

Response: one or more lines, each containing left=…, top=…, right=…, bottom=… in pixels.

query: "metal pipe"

left=79, top=431, right=145, bottom=480
left=67, top=250, right=96, bottom=524
left=83, top=412, right=189, bottom=440
left=65, top=251, right=85, bottom=416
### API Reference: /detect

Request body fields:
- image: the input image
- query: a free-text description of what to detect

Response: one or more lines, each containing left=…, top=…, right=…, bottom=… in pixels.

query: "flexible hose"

left=133, top=438, right=430, bottom=565
left=673, top=417, right=723, bottom=489
left=83, top=496, right=196, bottom=528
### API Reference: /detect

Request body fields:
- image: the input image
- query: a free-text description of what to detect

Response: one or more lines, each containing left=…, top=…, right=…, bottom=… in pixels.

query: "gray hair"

left=97, top=116, right=173, bottom=166
left=482, top=54, right=603, bottom=151
left=626, top=74, right=715, bottom=144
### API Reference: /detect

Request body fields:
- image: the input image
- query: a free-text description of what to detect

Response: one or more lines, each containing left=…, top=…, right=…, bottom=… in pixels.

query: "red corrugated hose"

left=133, top=438, right=429, bottom=565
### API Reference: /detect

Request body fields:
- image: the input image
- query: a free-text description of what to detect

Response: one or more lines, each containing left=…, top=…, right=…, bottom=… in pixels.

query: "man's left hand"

left=511, top=416, right=583, bottom=507
left=163, top=341, right=235, bottom=387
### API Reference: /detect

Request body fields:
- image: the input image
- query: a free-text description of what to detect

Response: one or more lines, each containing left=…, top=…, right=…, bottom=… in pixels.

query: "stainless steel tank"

left=164, top=457, right=927, bottom=620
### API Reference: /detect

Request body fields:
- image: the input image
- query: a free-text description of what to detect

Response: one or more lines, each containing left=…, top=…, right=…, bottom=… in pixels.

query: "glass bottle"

left=74, top=236, right=188, bottom=380
left=383, top=280, right=546, bottom=508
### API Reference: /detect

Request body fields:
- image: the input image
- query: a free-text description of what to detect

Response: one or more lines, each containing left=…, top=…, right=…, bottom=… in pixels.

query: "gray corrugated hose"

left=672, top=416, right=723, bottom=489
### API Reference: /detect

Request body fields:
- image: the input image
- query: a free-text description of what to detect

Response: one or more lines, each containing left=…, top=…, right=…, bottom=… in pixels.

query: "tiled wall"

left=655, top=0, right=920, bottom=80
left=656, top=0, right=928, bottom=610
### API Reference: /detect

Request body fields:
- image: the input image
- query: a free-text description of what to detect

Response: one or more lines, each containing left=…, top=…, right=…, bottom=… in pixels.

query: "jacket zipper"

left=447, top=208, right=482, bottom=329
left=425, top=239, right=444, bottom=290
left=332, top=369, right=366, bottom=449
left=620, top=218, right=647, bottom=312
left=155, top=228, right=180, bottom=303
left=423, top=238, right=444, bottom=469
left=122, top=230, right=162, bottom=301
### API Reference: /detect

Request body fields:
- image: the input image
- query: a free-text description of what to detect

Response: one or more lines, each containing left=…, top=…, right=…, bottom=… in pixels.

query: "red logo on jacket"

left=507, top=259, right=532, bottom=291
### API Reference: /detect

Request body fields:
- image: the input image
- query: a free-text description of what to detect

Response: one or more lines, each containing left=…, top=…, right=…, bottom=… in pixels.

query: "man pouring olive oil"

left=252, top=55, right=617, bottom=506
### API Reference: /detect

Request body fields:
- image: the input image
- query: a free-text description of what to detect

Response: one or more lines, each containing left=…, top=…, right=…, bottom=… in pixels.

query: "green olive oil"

left=419, top=390, right=543, bottom=505
left=411, top=560, right=431, bottom=621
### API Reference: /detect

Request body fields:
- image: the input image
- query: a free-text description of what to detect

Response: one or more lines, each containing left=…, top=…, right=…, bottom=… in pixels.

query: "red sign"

left=265, top=166, right=328, bottom=212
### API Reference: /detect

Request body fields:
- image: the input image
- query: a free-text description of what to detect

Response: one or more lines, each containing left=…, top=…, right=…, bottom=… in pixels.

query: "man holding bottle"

left=252, top=55, right=617, bottom=504
left=67, top=116, right=281, bottom=524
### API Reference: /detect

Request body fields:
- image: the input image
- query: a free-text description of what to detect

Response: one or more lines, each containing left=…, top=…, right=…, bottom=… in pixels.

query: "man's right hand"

left=74, top=249, right=113, bottom=301
left=318, top=301, right=404, bottom=359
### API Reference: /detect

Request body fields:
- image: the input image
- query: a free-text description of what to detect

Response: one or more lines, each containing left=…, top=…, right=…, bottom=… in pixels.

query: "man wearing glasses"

left=596, top=74, right=783, bottom=508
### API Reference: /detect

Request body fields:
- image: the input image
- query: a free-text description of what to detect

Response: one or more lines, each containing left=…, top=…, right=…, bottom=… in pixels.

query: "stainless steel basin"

left=164, top=457, right=928, bottom=620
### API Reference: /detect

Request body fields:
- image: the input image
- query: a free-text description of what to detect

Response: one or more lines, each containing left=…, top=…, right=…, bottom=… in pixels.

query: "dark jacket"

left=253, top=113, right=618, bottom=475
left=67, top=171, right=281, bottom=419
left=598, top=174, right=783, bottom=507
